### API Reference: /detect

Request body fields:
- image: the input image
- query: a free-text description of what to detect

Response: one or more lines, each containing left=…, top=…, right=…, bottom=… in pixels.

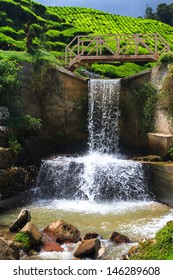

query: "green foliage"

left=32, top=49, right=61, bottom=66
left=87, top=62, right=152, bottom=78
left=167, top=146, right=173, bottom=160
left=8, top=115, right=42, bottom=139
left=9, top=139, right=22, bottom=154
left=15, top=232, right=30, bottom=249
left=0, top=58, right=21, bottom=106
left=130, top=221, right=173, bottom=260
left=158, top=52, right=173, bottom=64
left=158, top=64, right=173, bottom=116
left=145, top=3, right=173, bottom=26
left=134, top=82, right=157, bottom=132
left=0, top=50, right=32, bottom=62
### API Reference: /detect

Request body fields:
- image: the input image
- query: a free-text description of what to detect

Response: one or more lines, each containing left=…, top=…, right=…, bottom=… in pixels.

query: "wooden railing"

left=65, top=33, right=170, bottom=70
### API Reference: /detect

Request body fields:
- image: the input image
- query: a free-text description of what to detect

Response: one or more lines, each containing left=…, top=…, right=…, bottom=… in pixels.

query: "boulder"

left=110, top=231, right=130, bottom=244
left=43, top=220, right=81, bottom=244
left=74, top=238, right=101, bottom=259
left=41, top=241, right=64, bottom=253
left=21, top=222, right=42, bottom=246
left=10, top=209, right=31, bottom=232
left=0, top=147, right=18, bottom=169
left=0, top=239, right=19, bottom=260
left=83, top=232, right=101, bottom=240
left=0, top=166, right=37, bottom=200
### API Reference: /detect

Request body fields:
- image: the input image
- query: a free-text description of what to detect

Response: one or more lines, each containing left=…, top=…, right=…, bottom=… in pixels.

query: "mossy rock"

left=129, top=221, right=173, bottom=260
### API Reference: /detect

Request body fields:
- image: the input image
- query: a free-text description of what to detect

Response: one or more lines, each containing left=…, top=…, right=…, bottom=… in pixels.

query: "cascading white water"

left=37, top=79, right=151, bottom=202
left=88, top=79, right=120, bottom=153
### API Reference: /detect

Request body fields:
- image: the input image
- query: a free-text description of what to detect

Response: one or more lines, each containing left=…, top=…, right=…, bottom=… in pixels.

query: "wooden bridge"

left=65, top=33, right=170, bottom=70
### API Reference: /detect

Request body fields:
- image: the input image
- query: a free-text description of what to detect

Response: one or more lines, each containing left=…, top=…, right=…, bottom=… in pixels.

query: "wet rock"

left=43, top=220, right=81, bottom=244
left=0, top=166, right=37, bottom=200
left=83, top=232, right=102, bottom=240
left=110, top=231, right=130, bottom=244
left=133, top=155, right=161, bottom=162
left=41, top=241, right=64, bottom=252
left=0, top=147, right=18, bottom=169
left=74, top=238, right=101, bottom=259
left=0, top=238, right=19, bottom=260
left=21, top=222, right=42, bottom=246
left=10, top=209, right=31, bottom=232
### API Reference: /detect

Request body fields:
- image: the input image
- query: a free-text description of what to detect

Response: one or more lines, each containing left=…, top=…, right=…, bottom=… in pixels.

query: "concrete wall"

left=18, top=63, right=88, bottom=159
left=119, top=70, right=152, bottom=153
left=151, top=162, right=173, bottom=207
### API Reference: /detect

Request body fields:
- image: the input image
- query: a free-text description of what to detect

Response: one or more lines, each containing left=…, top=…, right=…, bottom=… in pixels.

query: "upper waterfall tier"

left=88, top=79, right=120, bottom=154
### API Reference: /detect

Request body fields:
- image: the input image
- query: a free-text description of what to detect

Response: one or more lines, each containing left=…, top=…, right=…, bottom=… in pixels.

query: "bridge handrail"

left=65, top=33, right=170, bottom=68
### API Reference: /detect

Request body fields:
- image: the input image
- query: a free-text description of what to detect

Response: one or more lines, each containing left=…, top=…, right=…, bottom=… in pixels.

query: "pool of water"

left=0, top=199, right=172, bottom=259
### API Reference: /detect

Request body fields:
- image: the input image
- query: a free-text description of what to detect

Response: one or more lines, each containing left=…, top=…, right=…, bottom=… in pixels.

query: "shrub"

left=9, top=139, right=22, bottom=154
left=158, top=52, right=173, bottom=64
left=8, top=114, right=42, bottom=139
left=0, top=58, right=21, bottom=106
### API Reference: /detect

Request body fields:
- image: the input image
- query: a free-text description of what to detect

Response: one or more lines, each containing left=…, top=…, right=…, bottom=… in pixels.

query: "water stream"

left=1, top=79, right=173, bottom=259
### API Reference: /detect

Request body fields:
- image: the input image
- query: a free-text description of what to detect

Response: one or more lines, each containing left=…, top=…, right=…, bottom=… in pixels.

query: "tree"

left=156, top=3, right=172, bottom=25
left=145, top=5, right=155, bottom=19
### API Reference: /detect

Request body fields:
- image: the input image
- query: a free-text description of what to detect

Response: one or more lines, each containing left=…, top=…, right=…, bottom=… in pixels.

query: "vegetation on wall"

left=158, top=63, right=173, bottom=119
left=134, top=82, right=157, bottom=132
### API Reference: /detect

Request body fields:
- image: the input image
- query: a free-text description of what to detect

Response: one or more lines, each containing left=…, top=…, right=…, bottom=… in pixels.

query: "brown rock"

left=110, top=231, right=130, bottom=244
left=0, top=239, right=19, bottom=260
left=44, top=220, right=80, bottom=244
left=83, top=232, right=101, bottom=240
left=21, top=222, right=42, bottom=246
left=41, top=241, right=64, bottom=252
left=128, top=245, right=138, bottom=256
left=10, top=209, right=31, bottom=232
left=74, top=238, right=101, bottom=259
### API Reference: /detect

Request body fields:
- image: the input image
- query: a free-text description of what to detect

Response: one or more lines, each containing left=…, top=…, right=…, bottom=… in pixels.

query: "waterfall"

left=37, top=79, right=151, bottom=202
left=88, top=79, right=120, bottom=153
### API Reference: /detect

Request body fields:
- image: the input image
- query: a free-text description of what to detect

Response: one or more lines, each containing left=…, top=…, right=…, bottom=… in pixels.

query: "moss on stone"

left=129, top=221, right=173, bottom=260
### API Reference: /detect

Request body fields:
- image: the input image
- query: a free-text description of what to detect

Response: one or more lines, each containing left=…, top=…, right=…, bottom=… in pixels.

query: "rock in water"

left=20, top=222, right=42, bottom=246
left=43, top=220, right=81, bottom=244
left=9, top=209, right=31, bottom=232
left=110, top=231, right=130, bottom=244
left=41, top=241, right=64, bottom=252
left=83, top=232, right=101, bottom=240
left=74, top=238, right=101, bottom=259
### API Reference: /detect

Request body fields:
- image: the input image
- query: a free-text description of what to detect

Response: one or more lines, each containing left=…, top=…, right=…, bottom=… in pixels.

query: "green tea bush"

left=89, top=62, right=150, bottom=78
